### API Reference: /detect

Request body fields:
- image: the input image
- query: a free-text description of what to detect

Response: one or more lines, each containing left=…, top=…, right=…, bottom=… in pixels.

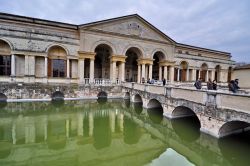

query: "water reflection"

left=147, top=108, right=163, bottom=124
left=0, top=100, right=248, bottom=166
left=171, top=116, right=201, bottom=142
left=219, top=131, right=250, bottom=166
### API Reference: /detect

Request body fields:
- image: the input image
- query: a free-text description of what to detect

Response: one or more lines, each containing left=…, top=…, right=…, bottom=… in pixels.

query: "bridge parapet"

left=122, top=82, right=250, bottom=138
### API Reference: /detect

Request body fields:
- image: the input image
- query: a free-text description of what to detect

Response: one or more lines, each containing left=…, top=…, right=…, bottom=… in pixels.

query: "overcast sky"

left=0, top=0, right=249, bottom=63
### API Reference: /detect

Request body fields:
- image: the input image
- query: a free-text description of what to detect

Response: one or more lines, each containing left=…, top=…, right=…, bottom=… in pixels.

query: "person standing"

left=212, top=80, right=217, bottom=90
left=207, top=78, right=213, bottom=90
left=163, top=78, right=166, bottom=86
left=194, top=78, right=202, bottom=89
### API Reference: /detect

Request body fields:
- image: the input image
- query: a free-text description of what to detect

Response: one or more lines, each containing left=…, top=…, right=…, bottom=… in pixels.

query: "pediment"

left=80, top=15, right=175, bottom=43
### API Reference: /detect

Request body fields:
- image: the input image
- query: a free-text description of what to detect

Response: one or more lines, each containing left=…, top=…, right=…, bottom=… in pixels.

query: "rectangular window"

left=0, top=55, right=11, bottom=76
left=52, top=59, right=66, bottom=77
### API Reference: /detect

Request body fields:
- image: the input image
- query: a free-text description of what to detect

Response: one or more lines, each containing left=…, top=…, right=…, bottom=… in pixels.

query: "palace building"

left=0, top=12, right=234, bottom=85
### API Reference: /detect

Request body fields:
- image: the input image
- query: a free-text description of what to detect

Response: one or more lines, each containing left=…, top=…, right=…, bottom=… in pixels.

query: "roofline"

left=0, top=12, right=78, bottom=30
left=79, top=13, right=176, bottom=43
left=176, top=42, right=231, bottom=56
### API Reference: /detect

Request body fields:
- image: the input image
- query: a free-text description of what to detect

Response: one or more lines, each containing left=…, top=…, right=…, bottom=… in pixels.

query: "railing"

left=82, top=78, right=121, bottom=85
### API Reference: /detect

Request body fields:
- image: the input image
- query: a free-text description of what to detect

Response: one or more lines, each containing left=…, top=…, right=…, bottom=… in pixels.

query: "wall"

left=232, top=69, right=250, bottom=89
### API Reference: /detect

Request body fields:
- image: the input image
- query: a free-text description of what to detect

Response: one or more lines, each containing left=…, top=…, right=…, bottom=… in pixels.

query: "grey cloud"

left=0, top=0, right=249, bottom=62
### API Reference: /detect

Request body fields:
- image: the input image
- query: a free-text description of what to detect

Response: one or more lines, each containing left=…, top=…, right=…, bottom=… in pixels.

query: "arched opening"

left=124, top=92, right=130, bottom=100
left=147, top=99, right=163, bottom=124
left=152, top=51, right=165, bottom=80
left=0, top=93, right=7, bottom=102
left=133, top=94, right=143, bottom=103
left=51, top=91, right=64, bottom=101
left=171, top=106, right=201, bottom=141
left=48, top=46, right=67, bottom=78
left=215, top=65, right=221, bottom=82
left=180, top=61, right=188, bottom=82
left=219, top=122, right=250, bottom=166
left=219, top=121, right=250, bottom=138
left=227, top=66, right=233, bottom=83
left=97, top=91, right=108, bottom=99
left=94, top=44, right=113, bottom=79
left=125, top=47, right=142, bottom=82
left=0, top=40, right=11, bottom=76
left=200, top=63, right=208, bottom=82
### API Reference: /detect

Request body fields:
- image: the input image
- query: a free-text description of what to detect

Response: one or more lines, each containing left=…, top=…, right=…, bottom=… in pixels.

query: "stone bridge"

left=122, top=82, right=250, bottom=138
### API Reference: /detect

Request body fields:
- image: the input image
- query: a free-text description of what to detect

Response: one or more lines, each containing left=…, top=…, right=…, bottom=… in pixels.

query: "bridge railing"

left=82, top=78, right=121, bottom=85
left=124, top=82, right=250, bottom=113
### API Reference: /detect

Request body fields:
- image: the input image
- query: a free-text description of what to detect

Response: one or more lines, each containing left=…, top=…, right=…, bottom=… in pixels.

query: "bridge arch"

left=172, top=106, right=197, bottom=119
left=147, top=99, right=163, bottom=124
left=219, top=121, right=250, bottom=138
left=0, top=93, right=7, bottom=102
left=51, top=91, right=64, bottom=101
left=124, top=92, right=130, bottom=100
left=97, top=91, right=108, bottom=99
left=132, top=94, right=143, bottom=103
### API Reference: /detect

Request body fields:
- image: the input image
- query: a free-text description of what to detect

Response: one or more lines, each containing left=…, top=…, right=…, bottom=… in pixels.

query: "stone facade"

left=0, top=13, right=234, bottom=85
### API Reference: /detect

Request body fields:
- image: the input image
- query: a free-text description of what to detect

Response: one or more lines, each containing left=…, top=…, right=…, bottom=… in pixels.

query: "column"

left=25, top=55, right=29, bottom=76
left=29, top=56, right=35, bottom=76
left=177, top=68, right=180, bottom=82
left=121, top=62, right=125, bottom=81
left=192, top=69, right=196, bottom=81
left=169, top=66, right=174, bottom=83
left=137, top=64, right=141, bottom=83
left=149, top=64, right=152, bottom=80
left=159, top=66, right=162, bottom=80
left=67, top=59, right=70, bottom=78
left=44, top=57, right=48, bottom=77
left=186, top=69, right=189, bottom=82
left=198, top=70, right=200, bottom=79
left=78, top=59, right=85, bottom=83
left=141, top=63, right=146, bottom=82
left=211, top=70, right=215, bottom=81
left=90, top=59, right=94, bottom=83
left=145, top=65, right=148, bottom=80
left=11, top=54, right=15, bottom=76
left=112, top=61, right=116, bottom=83
left=164, top=66, right=168, bottom=80
left=206, top=70, right=209, bottom=82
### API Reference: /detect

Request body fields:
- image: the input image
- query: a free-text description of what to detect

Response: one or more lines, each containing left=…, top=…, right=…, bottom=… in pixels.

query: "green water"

left=0, top=100, right=249, bottom=166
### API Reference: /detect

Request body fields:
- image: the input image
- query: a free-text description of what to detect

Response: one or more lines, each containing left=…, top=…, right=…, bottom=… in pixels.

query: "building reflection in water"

left=0, top=100, right=249, bottom=166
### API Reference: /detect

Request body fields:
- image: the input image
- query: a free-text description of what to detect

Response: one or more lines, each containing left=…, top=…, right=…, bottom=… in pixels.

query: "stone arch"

left=94, top=44, right=113, bottom=79
left=151, top=49, right=167, bottom=60
left=0, top=39, right=12, bottom=76
left=47, top=45, right=68, bottom=78
left=152, top=51, right=166, bottom=80
left=215, top=65, right=221, bottom=82
left=97, top=91, right=108, bottom=99
left=147, top=98, right=162, bottom=109
left=132, top=94, right=143, bottom=103
left=122, top=44, right=145, bottom=56
left=218, top=121, right=250, bottom=138
left=200, top=63, right=208, bottom=82
left=171, top=106, right=200, bottom=121
left=51, top=91, right=64, bottom=101
left=124, top=92, right=130, bottom=99
left=0, top=38, right=13, bottom=53
left=147, top=99, right=163, bottom=124
left=125, top=47, right=143, bottom=82
left=91, top=40, right=117, bottom=54
left=179, top=61, right=189, bottom=82
left=0, top=93, right=7, bottom=102
left=46, top=44, right=69, bottom=55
